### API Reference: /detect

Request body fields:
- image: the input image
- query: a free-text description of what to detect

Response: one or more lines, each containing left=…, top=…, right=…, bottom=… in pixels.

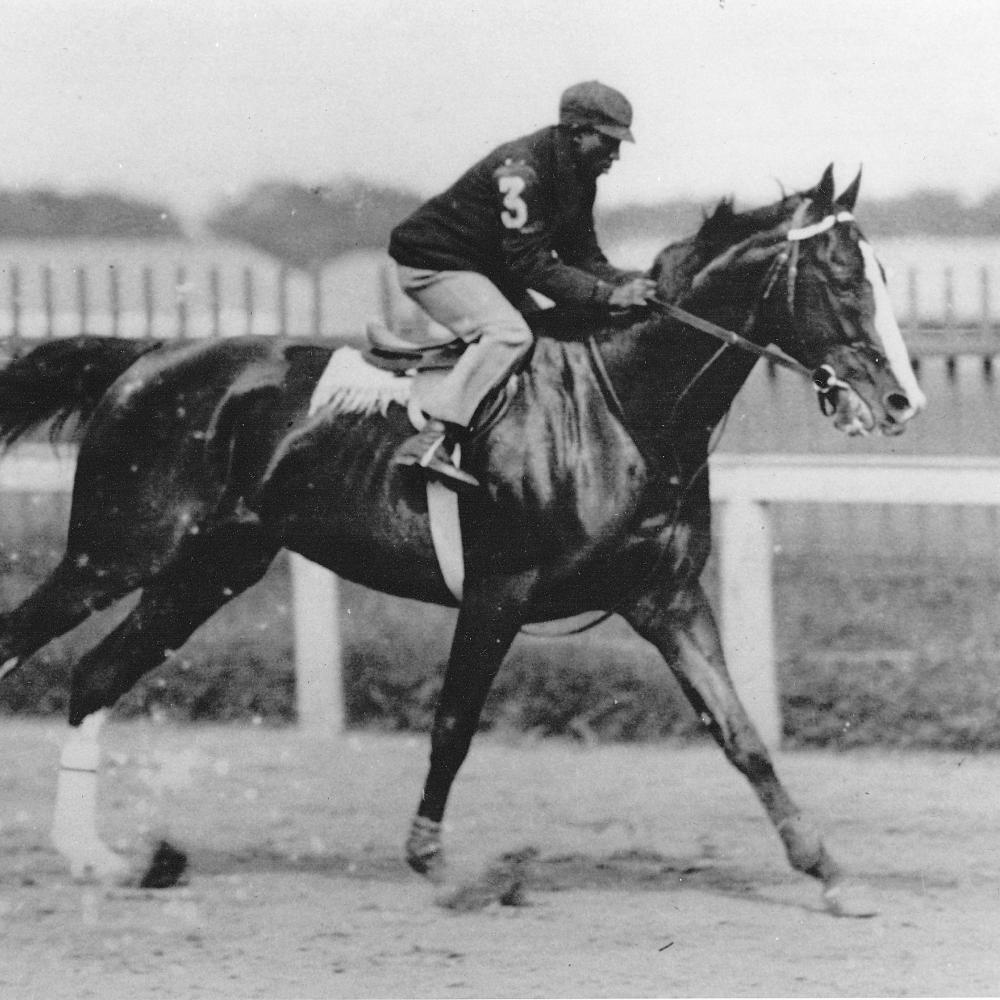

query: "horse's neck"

left=597, top=275, right=763, bottom=464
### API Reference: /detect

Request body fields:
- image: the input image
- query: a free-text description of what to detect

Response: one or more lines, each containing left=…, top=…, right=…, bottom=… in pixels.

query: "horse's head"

left=761, top=165, right=926, bottom=436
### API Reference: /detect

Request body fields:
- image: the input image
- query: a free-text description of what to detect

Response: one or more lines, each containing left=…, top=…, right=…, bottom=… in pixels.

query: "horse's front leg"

left=406, top=570, right=535, bottom=879
left=622, top=581, right=875, bottom=917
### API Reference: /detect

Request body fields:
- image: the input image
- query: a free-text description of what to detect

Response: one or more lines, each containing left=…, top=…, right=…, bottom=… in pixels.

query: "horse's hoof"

left=822, top=879, right=879, bottom=918
left=407, top=849, right=445, bottom=881
left=138, top=840, right=188, bottom=889
left=405, top=816, right=445, bottom=883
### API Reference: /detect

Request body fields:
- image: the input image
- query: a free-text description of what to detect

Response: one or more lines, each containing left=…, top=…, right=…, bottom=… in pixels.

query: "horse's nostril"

left=885, top=392, right=911, bottom=415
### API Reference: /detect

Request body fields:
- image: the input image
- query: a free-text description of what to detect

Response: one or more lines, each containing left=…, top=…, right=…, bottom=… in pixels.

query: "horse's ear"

left=814, top=164, right=835, bottom=207
left=838, top=166, right=862, bottom=211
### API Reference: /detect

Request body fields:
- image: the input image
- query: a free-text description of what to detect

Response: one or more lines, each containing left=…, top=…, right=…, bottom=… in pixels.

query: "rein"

left=645, top=205, right=859, bottom=409
left=646, top=296, right=812, bottom=378
left=528, top=204, right=856, bottom=639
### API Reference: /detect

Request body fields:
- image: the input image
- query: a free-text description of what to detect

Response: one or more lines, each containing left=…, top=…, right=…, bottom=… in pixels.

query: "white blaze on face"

left=858, top=240, right=927, bottom=411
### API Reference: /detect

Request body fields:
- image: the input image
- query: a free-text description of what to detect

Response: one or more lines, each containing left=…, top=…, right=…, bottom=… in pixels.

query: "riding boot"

left=392, top=419, right=480, bottom=491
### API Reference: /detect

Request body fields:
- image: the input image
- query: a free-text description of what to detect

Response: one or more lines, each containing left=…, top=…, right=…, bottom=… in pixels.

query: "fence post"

left=906, top=267, right=918, bottom=323
left=142, top=267, right=154, bottom=338
left=9, top=265, right=20, bottom=343
left=42, top=266, right=54, bottom=338
left=108, top=265, right=120, bottom=337
left=243, top=267, right=254, bottom=336
left=980, top=268, right=993, bottom=376
left=944, top=267, right=957, bottom=378
left=288, top=553, right=343, bottom=735
left=378, top=260, right=396, bottom=327
left=311, top=266, right=323, bottom=336
left=76, top=267, right=88, bottom=335
left=175, top=265, right=188, bottom=339
left=277, top=265, right=289, bottom=337
left=208, top=267, right=221, bottom=337
left=717, top=497, right=780, bottom=748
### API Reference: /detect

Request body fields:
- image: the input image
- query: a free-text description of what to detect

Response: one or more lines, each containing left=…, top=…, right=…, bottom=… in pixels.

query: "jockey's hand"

left=608, top=277, right=658, bottom=309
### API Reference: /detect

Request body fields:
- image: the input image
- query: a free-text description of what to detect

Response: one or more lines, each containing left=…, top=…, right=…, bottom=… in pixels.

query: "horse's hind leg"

left=51, top=706, right=126, bottom=880
left=622, top=582, right=875, bottom=917
left=0, top=555, right=137, bottom=681
left=52, top=524, right=279, bottom=881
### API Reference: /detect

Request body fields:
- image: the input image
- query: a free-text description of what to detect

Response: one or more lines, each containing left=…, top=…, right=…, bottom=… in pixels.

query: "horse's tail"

left=0, top=335, right=164, bottom=448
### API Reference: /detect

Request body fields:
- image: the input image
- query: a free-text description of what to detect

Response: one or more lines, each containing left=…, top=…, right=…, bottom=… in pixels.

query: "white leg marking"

left=51, top=709, right=130, bottom=882
left=859, top=240, right=927, bottom=411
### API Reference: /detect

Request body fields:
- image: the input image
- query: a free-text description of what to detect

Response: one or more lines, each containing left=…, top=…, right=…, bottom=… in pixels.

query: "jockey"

left=388, top=79, right=656, bottom=490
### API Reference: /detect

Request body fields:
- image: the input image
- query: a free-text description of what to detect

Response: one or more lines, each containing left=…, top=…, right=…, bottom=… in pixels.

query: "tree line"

left=0, top=189, right=183, bottom=240
left=0, top=181, right=998, bottom=269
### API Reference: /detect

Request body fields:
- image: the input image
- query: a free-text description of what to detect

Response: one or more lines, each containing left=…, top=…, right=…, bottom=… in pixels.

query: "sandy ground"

left=1, top=719, right=999, bottom=998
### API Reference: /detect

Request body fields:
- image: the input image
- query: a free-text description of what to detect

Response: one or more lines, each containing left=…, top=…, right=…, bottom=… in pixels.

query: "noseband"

left=647, top=202, right=857, bottom=413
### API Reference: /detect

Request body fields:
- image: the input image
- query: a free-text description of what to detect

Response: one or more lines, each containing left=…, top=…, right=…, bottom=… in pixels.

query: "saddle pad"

left=308, top=346, right=465, bottom=602
left=308, top=346, right=412, bottom=416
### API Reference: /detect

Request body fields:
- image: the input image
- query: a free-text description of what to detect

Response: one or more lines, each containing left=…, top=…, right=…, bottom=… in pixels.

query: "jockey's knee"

left=473, top=316, right=533, bottom=352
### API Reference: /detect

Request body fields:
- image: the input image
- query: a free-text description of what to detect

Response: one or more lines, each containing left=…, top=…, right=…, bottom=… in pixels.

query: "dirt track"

left=1, top=719, right=998, bottom=998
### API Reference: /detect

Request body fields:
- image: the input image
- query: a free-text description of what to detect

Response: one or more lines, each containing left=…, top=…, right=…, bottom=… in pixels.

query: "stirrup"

left=393, top=422, right=480, bottom=490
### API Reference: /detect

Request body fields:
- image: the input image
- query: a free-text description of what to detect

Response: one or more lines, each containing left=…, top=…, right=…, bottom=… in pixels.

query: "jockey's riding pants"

left=395, top=265, right=533, bottom=428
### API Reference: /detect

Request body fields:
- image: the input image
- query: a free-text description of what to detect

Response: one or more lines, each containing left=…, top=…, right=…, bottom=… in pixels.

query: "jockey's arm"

left=567, top=218, right=643, bottom=285
left=495, top=161, right=625, bottom=308
left=502, top=231, right=617, bottom=306
left=503, top=230, right=654, bottom=311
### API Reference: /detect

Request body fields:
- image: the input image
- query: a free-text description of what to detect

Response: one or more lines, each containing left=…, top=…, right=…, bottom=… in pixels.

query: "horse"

left=0, top=165, right=924, bottom=914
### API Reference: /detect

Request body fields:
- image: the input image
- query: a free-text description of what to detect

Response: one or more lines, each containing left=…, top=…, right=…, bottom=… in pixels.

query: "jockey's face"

left=573, top=129, right=621, bottom=178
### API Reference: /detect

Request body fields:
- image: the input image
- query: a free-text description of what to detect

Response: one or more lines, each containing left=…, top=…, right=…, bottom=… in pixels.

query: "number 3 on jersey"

left=498, top=175, right=528, bottom=229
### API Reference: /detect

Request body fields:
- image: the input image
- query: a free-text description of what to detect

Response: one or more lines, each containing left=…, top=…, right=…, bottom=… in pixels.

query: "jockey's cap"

left=559, top=80, right=635, bottom=143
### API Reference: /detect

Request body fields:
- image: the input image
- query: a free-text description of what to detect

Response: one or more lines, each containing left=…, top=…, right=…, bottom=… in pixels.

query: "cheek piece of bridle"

left=646, top=202, right=857, bottom=416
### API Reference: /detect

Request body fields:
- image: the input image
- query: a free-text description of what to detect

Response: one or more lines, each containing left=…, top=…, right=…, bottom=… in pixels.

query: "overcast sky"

left=4, top=0, right=999, bottom=219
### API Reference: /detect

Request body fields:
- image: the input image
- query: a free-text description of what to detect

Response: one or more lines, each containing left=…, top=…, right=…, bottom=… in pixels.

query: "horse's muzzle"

left=831, top=387, right=876, bottom=436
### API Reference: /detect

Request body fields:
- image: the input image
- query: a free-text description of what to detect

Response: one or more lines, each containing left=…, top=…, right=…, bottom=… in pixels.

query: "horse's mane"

left=646, top=201, right=732, bottom=301
left=699, top=192, right=802, bottom=245
left=649, top=192, right=803, bottom=302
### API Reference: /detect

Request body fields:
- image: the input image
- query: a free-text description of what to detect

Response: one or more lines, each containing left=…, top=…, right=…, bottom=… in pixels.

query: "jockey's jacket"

left=389, top=125, right=633, bottom=309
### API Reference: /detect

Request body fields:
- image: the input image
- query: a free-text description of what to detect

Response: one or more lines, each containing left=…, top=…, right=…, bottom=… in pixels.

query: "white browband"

left=787, top=210, right=854, bottom=242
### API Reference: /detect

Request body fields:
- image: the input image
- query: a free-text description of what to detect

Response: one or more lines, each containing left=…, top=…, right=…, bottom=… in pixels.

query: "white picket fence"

left=2, top=445, right=999, bottom=746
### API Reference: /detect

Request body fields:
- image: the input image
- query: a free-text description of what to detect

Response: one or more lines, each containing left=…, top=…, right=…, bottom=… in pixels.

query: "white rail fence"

left=710, top=453, right=1000, bottom=746
left=3, top=446, right=999, bottom=746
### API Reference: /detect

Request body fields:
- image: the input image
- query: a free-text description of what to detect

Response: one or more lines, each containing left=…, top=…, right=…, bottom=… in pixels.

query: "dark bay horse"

left=0, top=166, right=923, bottom=914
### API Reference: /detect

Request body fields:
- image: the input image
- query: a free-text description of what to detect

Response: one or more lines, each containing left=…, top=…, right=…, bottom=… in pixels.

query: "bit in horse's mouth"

left=833, top=390, right=875, bottom=436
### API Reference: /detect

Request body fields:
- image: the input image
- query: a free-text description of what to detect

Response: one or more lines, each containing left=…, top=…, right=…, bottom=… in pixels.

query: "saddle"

left=363, top=303, right=635, bottom=373
left=341, top=310, right=638, bottom=603
left=362, top=319, right=520, bottom=439
left=364, top=320, right=468, bottom=373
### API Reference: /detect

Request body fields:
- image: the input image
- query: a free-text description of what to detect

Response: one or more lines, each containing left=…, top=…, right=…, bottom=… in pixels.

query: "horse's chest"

left=488, top=397, right=646, bottom=541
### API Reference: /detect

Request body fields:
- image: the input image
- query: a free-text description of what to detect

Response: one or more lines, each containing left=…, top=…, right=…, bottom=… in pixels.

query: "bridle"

left=534, top=201, right=863, bottom=639
left=644, top=201, right=858, bottom=416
